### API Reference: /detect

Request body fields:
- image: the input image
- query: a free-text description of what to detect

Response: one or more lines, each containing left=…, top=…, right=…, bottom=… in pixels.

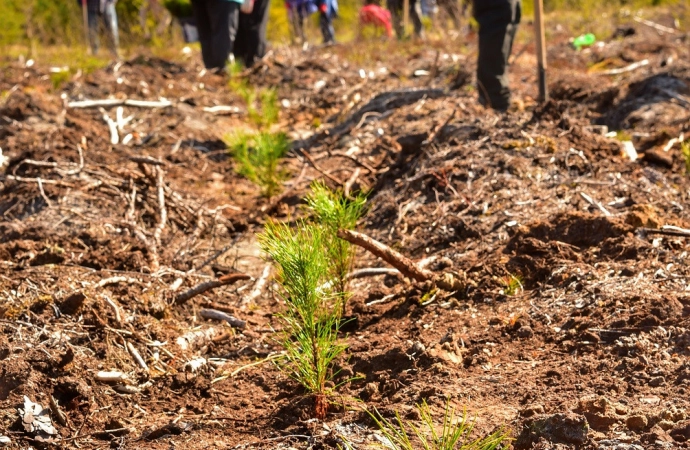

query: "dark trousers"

left=234, top=0, right=270, bottom=67
left=473, top=0, right=520, bottom=110
left=191, top=0, right=240, bottom=69
left=85, top=2, right=119, bottom=57
left=387, top=0, right=423, bottom=38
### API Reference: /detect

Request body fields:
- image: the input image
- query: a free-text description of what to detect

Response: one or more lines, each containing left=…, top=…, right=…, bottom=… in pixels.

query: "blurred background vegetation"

left=0, top=0, right=686, bottom=59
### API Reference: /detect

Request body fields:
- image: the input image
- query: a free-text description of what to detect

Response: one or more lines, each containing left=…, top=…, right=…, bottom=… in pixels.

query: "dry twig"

left=337, top=229, right=433, bottom=282
left=175, top=273, right=251, bottom=304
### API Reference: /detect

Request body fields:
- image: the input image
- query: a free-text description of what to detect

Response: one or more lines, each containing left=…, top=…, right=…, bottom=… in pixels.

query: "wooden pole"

left=534, top=0, right=548, bottom=102
left=403, top=0, right=410, bottom=38
left=82, top=0, right=91, bottom=54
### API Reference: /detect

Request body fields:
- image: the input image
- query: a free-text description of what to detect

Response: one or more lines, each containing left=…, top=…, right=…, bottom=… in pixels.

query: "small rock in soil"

left=515, top=412, right=589, bottom=449
left=597, top=440, right=643, bottom=450
left=360, top=382, right=379, bottom=400
left=625, top=414, right=648, bottom=431
left=640, top=425, right=675, bottom=445
left=577, top=395, right=620, bottom=430
left=670, top=420, right=690, bottom=442
left=520, top=404, right=545, bottom=418
left=408, top=341, right=425, bottom=355
left=649, top=376, right=666, bottom=387
left=517, top=326, right=534, bottom=339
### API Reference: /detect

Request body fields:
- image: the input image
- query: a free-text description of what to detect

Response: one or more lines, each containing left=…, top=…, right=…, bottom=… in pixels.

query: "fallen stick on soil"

left=639, top=225, right=690, bottom=238
left=343, top=168, right=361, bottom=198
left=103, top=295, right=123, bottom=324
left=126, top=341, right=149, bottom=371
left=424, top=107, right=457, bottom=144
left=299, top=149, right=344, bottom=185
left=175, top=273, right=251, bottom=304
left=100, top=108, right=119, bottom=144
left=4, top=174, right=74, bottom=186
left=337, top=229, right=433, bottom=282
left=348, top=267, right=401, bottom=279
left=579, top=192, right=611, bottom=217
left=199, top=309, right=246, bottom=329
left=243, top=264, right=271, bottom=304
left=95, top=371, right=128, bottom=383
left=176, top=327, right=221, bottom=351
left=330, top=151, right=377, bottom=173
left=36, top=177, right=52, bottom=207
left=633, top=16, right=676, bottom=34
left=128, top=156, right=166, bottom=166
left=96, top=276, right=139, bottom=288
left=68, top=98, right=172, bottom=109
left=203, top=105, right=242, bottom=114
left=56, top=145, right=85, bottom=176
left=152, top=166, right=167, bottom=248
left=598, top=59, right=649, bottom=76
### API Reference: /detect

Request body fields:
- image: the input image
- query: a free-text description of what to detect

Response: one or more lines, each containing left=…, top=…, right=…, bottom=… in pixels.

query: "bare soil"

left=2, top=14, right=690, bottom=450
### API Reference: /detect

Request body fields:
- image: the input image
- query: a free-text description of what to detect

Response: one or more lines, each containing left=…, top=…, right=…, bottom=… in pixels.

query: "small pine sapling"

left=305, top=182, right=367, bottom=313
left=258, top=220, right=347, bottom=420
left=368, top=399, right=510, bottom=450
left=225, top=131, right=290, bottom=198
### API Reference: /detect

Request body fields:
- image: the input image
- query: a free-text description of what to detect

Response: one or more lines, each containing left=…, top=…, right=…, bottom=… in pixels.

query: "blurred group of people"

left=80, top=0, right=521, bottom=111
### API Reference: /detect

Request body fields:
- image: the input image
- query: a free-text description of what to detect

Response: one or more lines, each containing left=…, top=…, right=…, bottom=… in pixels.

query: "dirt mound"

left=1, top=15, right=690, bottom=448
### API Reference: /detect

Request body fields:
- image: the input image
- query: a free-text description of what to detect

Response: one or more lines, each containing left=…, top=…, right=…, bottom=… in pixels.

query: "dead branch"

left=100, top=108, right=119, bottom=144
left=96, top=276, right=139, bottom=288
left=337, top=229, right=433, bottom=282
left=68, top=98, right=172, bottom=109
left=103, top=295, right=122, bottom=324
left=330, top=151, right=377, bottom=173
left=633, top=16, right=676, bottom=34
left=348, top=267, right=401, bottom=279
left=126, top=341, right=149, bottom=371
left=343, top=168, right=361, bottom=198
left=128, top=156, right=166, bottom=166
left=424, top=106, right=457, bottom=144
left=199, top=309, right=246, bottom=329
left=203, top=105, right=242, bottom=114
left=299, top=149, right=344, bottom=185
left=598, top=59, right=649, bottom=76
left=639, top=225, right=690, bottom=238
left=153, top=166, right=167, bottom=248
left=242, top=264, right=271, bottom=304
left=175, top=273, right=251, bottom=304
left=176, top=327, right=221, bottom=351
left=579, top=192, right=611, bottom=217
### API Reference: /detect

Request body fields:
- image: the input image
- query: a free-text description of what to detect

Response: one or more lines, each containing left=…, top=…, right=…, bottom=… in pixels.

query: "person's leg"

left=319, top=12, right=336, bottom=43
left=103, top=1, right=120, bottom=57
left=409, top=0, right=423, bottom=37
left=474, top=0, right=520, bottom=110
left=191, top=0, right=215, bottom=68
left=209, top=0, right=240, bottom=67
left=87, top=9, right=100, bottom=54
left=387, top=0, right=403, bottom=39
left=238, top=0, right=270, bottom=67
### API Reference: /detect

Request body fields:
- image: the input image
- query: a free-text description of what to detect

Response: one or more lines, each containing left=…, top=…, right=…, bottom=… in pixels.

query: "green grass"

left=368, top=399, right=510, bottom=450
left=305, top=182, right=367, bottom=312
left=225, top=131, right=290, bottom=198
left=258, top=220, right=347, bottom=420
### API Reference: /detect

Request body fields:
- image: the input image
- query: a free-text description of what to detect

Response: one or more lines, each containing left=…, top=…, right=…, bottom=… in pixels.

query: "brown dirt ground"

left=2, top=11, right=690, bottom=450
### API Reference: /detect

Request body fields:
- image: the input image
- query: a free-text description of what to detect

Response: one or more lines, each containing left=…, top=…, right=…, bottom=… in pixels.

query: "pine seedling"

left=305, top=182, right=367, bottom=313
left=225, top=131, right=290, bottom=198
left=368, top=399, right=510, bottom=450
left=258, top=220, right=347, bottom=420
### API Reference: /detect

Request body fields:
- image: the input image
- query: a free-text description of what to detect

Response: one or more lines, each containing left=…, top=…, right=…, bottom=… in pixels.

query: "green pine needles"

left=225, top=131, right=290, bottom=198
left=369, top=399, right=510, bottom=450
left=258, top=220, right=347, bottom=420
left=305, top=182, right=367, bottom=312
